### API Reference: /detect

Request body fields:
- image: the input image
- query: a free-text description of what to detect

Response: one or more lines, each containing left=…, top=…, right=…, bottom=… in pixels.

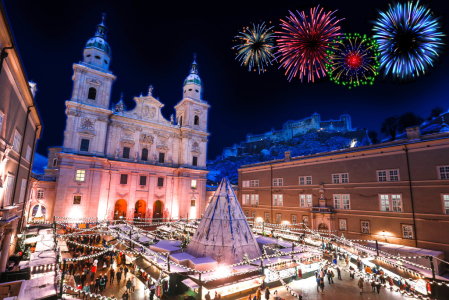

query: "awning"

left=24, top=236, right=41, bottom=244
left=182, top=278, right=199, bottom=289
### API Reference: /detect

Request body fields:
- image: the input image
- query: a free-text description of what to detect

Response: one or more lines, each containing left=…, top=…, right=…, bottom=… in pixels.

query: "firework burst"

left=325, top=33, right=381, bottom=88
left=232, top=22, right=276, bottom=74
left=372, top=1, right=446, bottom=83
left=275, top=6, right=343, bottom=82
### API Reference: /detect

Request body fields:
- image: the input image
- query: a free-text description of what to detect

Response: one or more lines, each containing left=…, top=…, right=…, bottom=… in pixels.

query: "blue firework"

left=232, top=22, right=276, bottom=74
left=372, top=1, right=446, bottom=83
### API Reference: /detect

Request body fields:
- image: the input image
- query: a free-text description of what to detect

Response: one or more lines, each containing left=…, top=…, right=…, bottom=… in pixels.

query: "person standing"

left=117, top=269, right=122, bottom=284
left=264, top=287, right=270, bottom=300
left=337, top=266, right=342, bottom=280
left=320, top=277, right=325, bottom=294
left=371, top=281, right=376, bottom=293
left=122, top=291, right=129, bottom=300
left=205, top=291, right=211, bottom=300
left=327, top=270, right=333, bottom=284
left=89, top=281, right=95, bottom=295
left=316, top=276, right=320, bottom=292
left=82, top=284, right=90, bottom=300
left=256, top=287, right=261, bottom=300
left=100, top=276, right=106, bottom=292
left=131, top=276, right=137, bottom=293
left=110, top=268, right=115, bottom=285
left=376, top=282, right=381, bottom=295
left=358, top=278, right=364, bottom=295
left=150, top=288, right=155, bottom=300
left=126, top=278, right=132, bottom=293
left=345, top=255, right=349, bottom=267
left=124, top=266, right=129, bottom=279
left=95, top=277, right=100, bottom=293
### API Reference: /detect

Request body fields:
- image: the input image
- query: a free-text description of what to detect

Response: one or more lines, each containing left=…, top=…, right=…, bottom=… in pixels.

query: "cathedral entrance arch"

left=318, top=223, right=328, bottom=230
left=134, top=200, right=146, bottom=219
left=114, top=199, right=127, bottom=220
left=153, top=200, right=164, bottom=220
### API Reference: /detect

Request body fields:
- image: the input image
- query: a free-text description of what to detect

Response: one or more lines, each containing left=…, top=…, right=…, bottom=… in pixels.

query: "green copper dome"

left=183, top=55, right=201, bottom=86
left=85, top=14, right=111, bottom=56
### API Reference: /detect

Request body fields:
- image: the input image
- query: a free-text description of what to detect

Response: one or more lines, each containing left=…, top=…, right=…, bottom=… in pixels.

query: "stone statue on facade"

left=148, top=85, right=153, bottom=96
left=0, top=145, right=12, bottom=188
left=114, top=149, right=120, bottom=159
left=168, top=156, right=173, bottom=165
left=134, top=152, right=139, bottom=162
left=153, top=155, right=158, bottom=163
left=170, top=114, right=174, bottom=125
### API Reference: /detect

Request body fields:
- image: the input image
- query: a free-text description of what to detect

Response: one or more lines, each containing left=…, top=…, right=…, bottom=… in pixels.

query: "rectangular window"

left=444, top=195, right=449, bottom=215
left=191, top=199, right=196, bottom=207
left=292, top=215, right=297, bottom=224
left=334, top=194, right=350, bottom=210
left=13, top=131, right=22, bottom=152
left=250, top=180, right=259, bottom=187
left=299, top=176, right=312, bottom=185
left=26, top=146, right=32, bottom=161
left=120, top=174, right=128, bottom=185
left=242, top=180, right=250, bottom=188
left=264, top=212, right=269, bottom=222
left=438, top=166, right=449, bottom=179
left=73, top=196, right=81, bottom=205
left=19, top=179, right=27, bottom=203
left=192, top=156, right=198, bottom=166
left=3, top=176, right=14, bottom=206
left=75, top=170, right=86, bottom=182
left=273, top=178, right=283, bottom=186
left=378, top=169, right=400, bottom=181
left=243, top=194, right=250, bottom=205
left=80, top=139, right=90, bottom=152
left=332, top=174, right=340, bottom=184
left=191, top=179, right=197, bottom=189
left=276, top=213, right=281, bottom=223
left=341, top=173, right=349, bottom=183
left=402, top=225, right=413, bottom=239
left=123, top=147, right=130, bottom=159
left=392, top=195, right=402, bottom=212
left=380, top=194, right=402, bottom=212
left=380, top=195, right=390, bottom=211
left=361, top=221, right=370, bottom=234
left=339, top=219, right=347, bottom=231
left=159, top=152, right=165, bottom=163
left=139, top=176, right=147, bottom=186
left=157, top=177, right=164, bottom=187
left=273, top=194, right=283, bottom=206
left=333, top=173, right=349, bottom=184
left=37, top=189, right=44, bottom=199
left=303, top=216, right=308, bottom=226
left=300, top=194, right=312, bottom=207
left=250, top=194, right=259, bottom=205
left=0, top=111, right=3, bottom=134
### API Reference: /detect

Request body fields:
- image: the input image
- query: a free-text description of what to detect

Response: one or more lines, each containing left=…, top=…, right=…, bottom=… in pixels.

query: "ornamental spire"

left=190, top=53, right=198, bottom=74
left=94, top=13, right=108, bottom=40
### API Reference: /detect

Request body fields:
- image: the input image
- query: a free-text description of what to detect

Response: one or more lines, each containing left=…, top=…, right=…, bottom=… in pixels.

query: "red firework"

left=275, top=6, right=343, bottom=82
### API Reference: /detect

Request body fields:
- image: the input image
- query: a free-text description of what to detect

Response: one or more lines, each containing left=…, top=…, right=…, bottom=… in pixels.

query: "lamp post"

left=198, top=272, right=202, bottom=300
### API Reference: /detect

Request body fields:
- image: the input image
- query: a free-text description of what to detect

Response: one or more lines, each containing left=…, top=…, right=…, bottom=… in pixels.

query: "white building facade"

left=28, top=15, right=210, bottom=222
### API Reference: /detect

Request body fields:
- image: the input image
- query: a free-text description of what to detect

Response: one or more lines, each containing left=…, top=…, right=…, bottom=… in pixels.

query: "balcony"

left=0, top=206, right=19, bottom=226
left=309, top=207, right=335, bottom=214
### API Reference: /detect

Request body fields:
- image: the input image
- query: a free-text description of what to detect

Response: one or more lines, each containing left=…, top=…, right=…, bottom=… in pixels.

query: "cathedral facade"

left=27, top=16, right=209, bottom=222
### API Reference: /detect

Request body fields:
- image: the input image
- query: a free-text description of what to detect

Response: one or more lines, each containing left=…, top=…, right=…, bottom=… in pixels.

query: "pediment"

left=156, top=145, right=169, bottom=151
left=120, top=138, right=135, bottom=146
left=78, top=130, right=95, bottom=137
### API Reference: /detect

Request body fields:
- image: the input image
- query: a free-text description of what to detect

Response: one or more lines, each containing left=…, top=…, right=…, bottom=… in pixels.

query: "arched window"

left=194, top=115, right=199, bottom=125
left=179, top=116, right=183, bottom=126
left=141, top=148, right=148, bottom=161
left=88, top=87, right=97, bottom=100
left=52, top=158, right=58, bottom=167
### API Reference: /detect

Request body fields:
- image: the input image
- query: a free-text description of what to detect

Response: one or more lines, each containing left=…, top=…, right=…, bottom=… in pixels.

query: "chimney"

left=406, top=126, right=421, bottom=141
left=284, top=151, right=291, bottom=161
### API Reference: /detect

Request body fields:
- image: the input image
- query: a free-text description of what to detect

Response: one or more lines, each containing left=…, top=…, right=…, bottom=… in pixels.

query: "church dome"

left=183, top=55, right=201, bottom=87
left=85, top=14, right=111, bottom=56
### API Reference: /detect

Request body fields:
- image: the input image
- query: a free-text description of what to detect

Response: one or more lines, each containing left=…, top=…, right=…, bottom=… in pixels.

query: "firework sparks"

left=326, top=33, right=381, bottom=88
left=372, top=1, right=446, bottom=83
left=275, top=6, right=343, bottom=82
left=232, top=22, right=276, bottom=74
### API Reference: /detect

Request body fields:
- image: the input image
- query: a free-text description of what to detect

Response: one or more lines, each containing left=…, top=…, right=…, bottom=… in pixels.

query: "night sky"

left=3, top=0, right=449, bottom=160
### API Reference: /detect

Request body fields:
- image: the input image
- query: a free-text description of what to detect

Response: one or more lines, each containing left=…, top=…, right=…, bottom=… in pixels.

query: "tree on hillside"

left=381, top=116, right=399, bottom=141
left=368, top=130, right=378, bottom=144
left=398, top=112, right=424, bottom=133
left=428, top=106, right=444, bottom=120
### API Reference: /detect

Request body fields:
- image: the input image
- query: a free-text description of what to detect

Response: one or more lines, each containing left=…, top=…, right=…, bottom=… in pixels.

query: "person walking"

left=100, top=276, right=106, bottom=292
left=358, top=278, right=364, bottom=295
left=82, top=284, right=90, bottom=300
left=376, top=282, right=381, bottom=294
left=122, top=291, right=129, bottom=300
left=110, top=268, right=115, bottom=285
left=74, top=273, right=81, bottom=286
left=371, top=280, right=376, bottom=293
left=214, top=291, right=219, bottom=300
left=117, top=269, right=122, bottom=284
left=95, top=277, right=100, bottom=294
left=320, top=277, right=325, bottom=294
left=345, top=255, right=349, bottom=267
left=316, top=276, right=321, bottom=292
left=273, top=290, right=278, bottom=300
left=327, top=270, right=334, bottom=284
left=131, top=276, right=137, bottom=293
left=150, top=288, right=155, bottom=300
left=81, top=272, right=86, bottom=287
left=205, top=291, right=211, bottom=300
left=264, top=287, right=270, bottom=300
left=126, top=278, right=132, bottom=293
left=256, top=287, right=261, bottom=300
left=337, top=266, right=342, bottom=280
left=89, top=281, right=95, bottom=295
left=124, top=266, right=129, bottom=279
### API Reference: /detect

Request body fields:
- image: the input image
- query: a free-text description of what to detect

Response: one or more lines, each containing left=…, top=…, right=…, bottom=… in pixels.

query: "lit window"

left=438, top=166, right=449, bottom=179
left=276, top=213, right=281, bottom=223
left=392, top=195, right=402, bottom=212
left=334, top=194, right=350, bottom=210
left=243, top=194, right=250, bottom=205
left=300, top=194, right=312, bottom=207
left=264, top=212, right=269, bottom=222
left=303, top=216, right=308, bottom=226
left=242, top=180, right=250, bottom=187
left=250, top=194, right=259, bottom=205
left=75, top=170, right=86, bottom=182
left=250, top=180, right=259, bottom=187
left=123, top=147, right=130, bottom=159
left=120, top=174, right=128, bottom=185
left=361, top=221, right=370, bottom=234
left=299, top=176, right=312, bottom=185
left=157, top=177, right=164, bottom=187
left=339, top=219, right=347, bottom=231
left=380, top=195, right=390, bottom=211
left=380, top=194, right=402, bottom=212
left=139, top=176, right=147, bottom=186
left=80, top=139, right=90, bottom=152
left=73, top=196, right=81, bottom=204
left=26, top=146, right=32, bottom=161
left=191, top=179, right=197, bottom=189
left=292, top=215, right=297, bottom=224
left=402, top=225, right=413, bottom=239
left=37, top=190, right=44, bottom=199
left=377, top=169, right=400, bottom=181
left=444, top=195, right=449, bottom=215
left=191, top=199, right=196, bottom=207
left=273, top=194, right=283, bottom=206
left=13, top=131, right=22, bottom=152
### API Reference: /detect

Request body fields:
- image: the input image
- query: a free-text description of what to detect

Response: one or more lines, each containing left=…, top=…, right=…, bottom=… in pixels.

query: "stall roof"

left=18, top=260, right=29, bottom=270
left=38, top=229, right=53, bottom=235
left=256, top=236, right=278, bottom=245
left=189, top=264, right=260, bottom=282
left=29, top=250, right=56, bottom=268
left=170, top=252, right=196, bottom=262
left=17, top=274, right=57, bottom=300
left=190, top=257, right=216, bottom=265
left=250, top=256, right=292, bottom=267
left=182, top=278, right=199, bottom=289
left=24, top=236, right=41, bottom=244
left=25, top=228, right=39, bottom=235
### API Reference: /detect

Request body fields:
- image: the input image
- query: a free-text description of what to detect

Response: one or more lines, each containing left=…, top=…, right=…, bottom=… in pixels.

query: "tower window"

left=194, top=115, right=199, bottom=125
left=141, top=148, right=148, bottom=161
left=95, top=55, right=101, bottom=59
left=159, top=152, right=165, bottom=163
left=87, top=87, right=97, bottom=100
left=87, top=54, right=91, bottom=57
left=189, top=89, right=192, bottom=91
left=195, top=89, right=199, bottom=93
left=192, top=156, right=198, bottom=166
left=123, top=147, right=130, bottom=159
left=80, top=139, right=90, bottom=152
left=104, top=60, right=108, bottom=64
left=179, top=116, right=183, bottom=126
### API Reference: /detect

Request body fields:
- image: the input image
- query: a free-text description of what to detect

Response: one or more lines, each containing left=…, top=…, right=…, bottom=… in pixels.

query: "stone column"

left=0, top=228, right=13, bottom=273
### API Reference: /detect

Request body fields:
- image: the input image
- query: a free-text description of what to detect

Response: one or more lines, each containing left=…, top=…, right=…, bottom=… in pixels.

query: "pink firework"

left=276, top=6, right=343, bottom=82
